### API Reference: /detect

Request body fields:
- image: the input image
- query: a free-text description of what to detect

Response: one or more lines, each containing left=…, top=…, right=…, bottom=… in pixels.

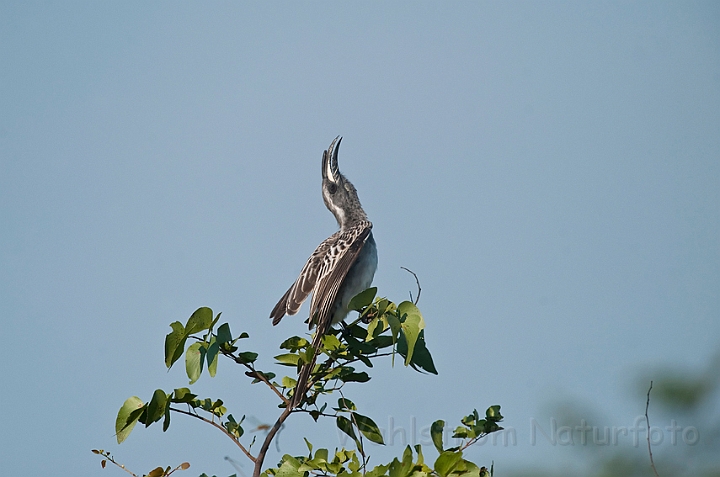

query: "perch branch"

left=645, top=381, right=660, bottom=477
left=400, top=267, right=422, bottom=305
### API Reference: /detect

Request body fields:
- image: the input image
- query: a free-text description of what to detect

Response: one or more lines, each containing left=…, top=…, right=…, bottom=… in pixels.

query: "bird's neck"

left=336, top=208, right=369, bottom=231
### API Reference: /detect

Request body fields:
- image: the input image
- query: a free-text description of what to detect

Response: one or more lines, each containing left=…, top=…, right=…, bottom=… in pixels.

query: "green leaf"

left=397, top=301, right=425, bottom=365
left=186, top=342, right=205, bottom=384
left=388, top=446, right=413, bottom=477
left=209, top=399, right=227, bottom=417
left=348, top=287, right=377, bottom=311
left=216, top=323, right=232, bottom=345
left=431, top=420, right=445, bottom=453
left=165, top=321, right=187, bottom=369
left=457, top=459, right=482, bottom=477
left=236, top=351, right=259, bottom=364
left=224, top=415, right=244, bottom=438
left=186, top=307, right=213, bottom=335
left=397, top=330, right=437, bottom=374
left=414, top=444, right=428, bottom=468
left=162, top=402, right=171, bottom=432
left=369, top=335, right=394, bottom=349
left=340, top=371, right=371, bottom=383
left=486, top=405, right=502, bottom=421
left=115, top=396, right=144, bottom=444
left=245, top=370, right=275, bottom=383
left=366, top=317, right=383, bottom=341
left=336, top=416, right=361, bottom=450
left=279, top=336, right=308, bottom=351
left=366, top=464, right=390, bottom=477
left=337, top=397, right=357, bottom=411
left=397, top=301, right=422, bottom=318
left=452, top=426, right=472, bottom=439
left=348, top=323, right=368, bottom=340
left=434, top=451, right=462, bottom=477
left=353, top=413, right=385, bottom=444
left=357, top=354, right=374, bottom=368
left=206, top=338, right=219, bottom=377
left=314, top=448, right=329, bottom=463
left=282, top=376, right=297, bottom=389
left=210, top=312, right=222, bottom=332
left=387, top=313, right=401, bottom=341
left=322, top=334, right=342, bottom=351
left=345, top=334, right=376, bottom=354
left=461, top=410, right=478, bottom=426
left=483, top=421, right=503, bottom=434
left=171, top=387, right=196, bottom=403
left=349, top=453, right=361, bottom=473
left=276, top=457, right=304, bottom=477
left=299, top=345, right=315, bottom=364
left=146, top=389, right=168, bottom=426
left=274, top=353, right=301, bottom=366
left=375, top=298, right=389, bottom=314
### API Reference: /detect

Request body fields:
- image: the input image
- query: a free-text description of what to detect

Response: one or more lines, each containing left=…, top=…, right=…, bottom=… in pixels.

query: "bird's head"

left=321, top=136, right=367, bottom=228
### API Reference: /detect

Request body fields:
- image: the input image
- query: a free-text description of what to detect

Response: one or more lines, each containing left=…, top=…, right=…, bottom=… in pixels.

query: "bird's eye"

left=328, top=183, right=337, bottom=194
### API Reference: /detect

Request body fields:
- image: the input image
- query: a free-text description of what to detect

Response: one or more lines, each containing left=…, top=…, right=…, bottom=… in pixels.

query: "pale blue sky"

left=1, top=2, right=718, bottom=476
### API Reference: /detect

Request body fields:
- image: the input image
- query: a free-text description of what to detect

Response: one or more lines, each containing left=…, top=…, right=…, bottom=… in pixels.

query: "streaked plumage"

left=270, top=136, right=377, bottom=406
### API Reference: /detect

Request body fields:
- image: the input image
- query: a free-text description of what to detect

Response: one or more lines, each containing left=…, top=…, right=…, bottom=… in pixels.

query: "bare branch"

left=645, top=381, right=660, bottom=477
left=92, top=449, right=139, bottom=477
left=400, top=267, right=422, bottom=305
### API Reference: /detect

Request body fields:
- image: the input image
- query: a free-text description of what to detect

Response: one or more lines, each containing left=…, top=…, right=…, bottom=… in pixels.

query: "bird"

left=270, top=136, right=377, bottom=406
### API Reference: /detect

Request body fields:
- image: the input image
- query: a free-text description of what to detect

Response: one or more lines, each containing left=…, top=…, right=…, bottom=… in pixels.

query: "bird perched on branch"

left=270, top=136, right=377, bottom=407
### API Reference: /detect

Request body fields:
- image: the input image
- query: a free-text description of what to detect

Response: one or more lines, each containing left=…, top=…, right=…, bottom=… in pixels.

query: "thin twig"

left=166, top=462, right=191, bottom=476
left=460, top=433, right=488, bottom=451
left=170, top=407, right=255, bottom=463
left=342, top=390, right=368, bottom=477
left=400, top=267, right=422, bottom=305
left=303, top=351, right=395, bottom=401
left=645, top=381, right=660, bottom=477
left=248, top=366, right=290, bottom=405
left=92, top=450, right=138, bottom=477
left=295, top=408, right=337, bottom=419
left=220, top=349, right=290, bottom=405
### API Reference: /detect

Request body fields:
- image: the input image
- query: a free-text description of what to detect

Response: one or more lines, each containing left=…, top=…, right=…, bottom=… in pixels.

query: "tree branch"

left=400, top=267, right=422, bottom=305
left=221, top=348, right=290, bottom=405
left=253, top=406, right=294, bottom=477
left=645, top=381, right=660, bottom=477
left=170, top=407, right=255, bottom=463
left=302, top=351, right=396, bottom=403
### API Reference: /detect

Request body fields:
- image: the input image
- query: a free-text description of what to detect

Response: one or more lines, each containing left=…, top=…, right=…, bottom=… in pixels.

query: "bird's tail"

left=292, top=356, right=316, bottom=408
left=291, top=330, right=325, bottom=407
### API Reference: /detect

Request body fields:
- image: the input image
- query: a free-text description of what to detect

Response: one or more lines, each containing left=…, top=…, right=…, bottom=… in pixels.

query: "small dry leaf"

left=180, top=462, right=190, bottom=470
left=101, top=460, right=107, bottom=468
left=147, top=467, right=164, bottom=477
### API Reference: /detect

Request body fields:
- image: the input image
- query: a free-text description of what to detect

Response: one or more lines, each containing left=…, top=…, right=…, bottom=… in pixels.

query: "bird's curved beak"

left=322, top=136, right=342, bottom=183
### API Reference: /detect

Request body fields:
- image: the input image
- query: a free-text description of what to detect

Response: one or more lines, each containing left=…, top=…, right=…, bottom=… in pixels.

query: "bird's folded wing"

left=269, top=234, right=336, bottom=325
left=269, top=222, right=371, bottom=326
left=309, top=223, right=372, bottom=333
